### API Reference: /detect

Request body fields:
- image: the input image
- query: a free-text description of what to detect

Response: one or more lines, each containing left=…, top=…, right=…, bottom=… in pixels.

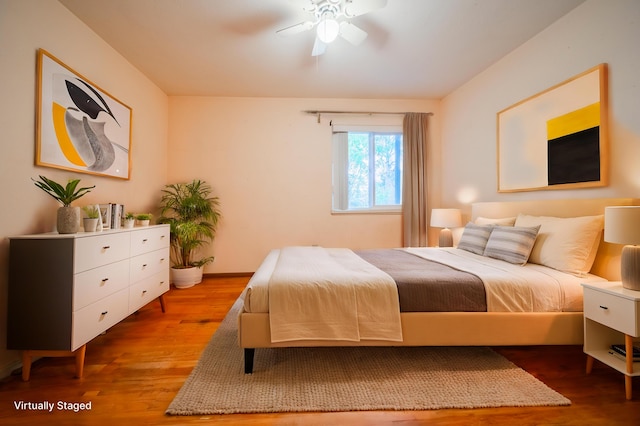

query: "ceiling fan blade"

left=276, top=20, right=315, bottom=36
left=339, top=21, right=368, bottom=45
left=311, top=37, right=327, bottom=56
left=344, top=0, right=388, bottom=18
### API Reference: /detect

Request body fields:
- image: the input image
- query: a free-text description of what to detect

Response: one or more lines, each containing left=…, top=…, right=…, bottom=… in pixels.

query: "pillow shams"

left=483, top=225, right=541, bottom=265
left=475, top=216, right=516, bottom=226
left=514, top=214, right=604, bottom=275
left=457, top=223, right=493, bottom=255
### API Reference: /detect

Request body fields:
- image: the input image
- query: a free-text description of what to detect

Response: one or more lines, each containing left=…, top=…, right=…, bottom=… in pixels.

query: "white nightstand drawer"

left=130, top=226, right=170, bottom=256
left=130, top=247, right=170, bottom=283
left=72, top=288, right=130, bottom=350
left=74, top=232, right=131, bottom=273
left=128, top=270, right=170, bottom=313
left=584, top=288, right=639, bottom=335
left=74, top=259, right=130, bottom=310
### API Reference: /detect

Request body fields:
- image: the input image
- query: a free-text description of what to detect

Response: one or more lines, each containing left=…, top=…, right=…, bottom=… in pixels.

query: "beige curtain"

left=402, top=113, right=430, bottom=247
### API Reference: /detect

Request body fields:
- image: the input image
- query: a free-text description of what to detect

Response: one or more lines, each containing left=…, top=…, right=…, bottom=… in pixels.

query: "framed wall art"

left=35, top=49, right=132, bottom=179
left=497, top=64, right=608, bottom=192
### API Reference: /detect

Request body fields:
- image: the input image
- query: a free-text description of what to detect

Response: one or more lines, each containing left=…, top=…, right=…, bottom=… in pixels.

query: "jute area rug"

left=166, top=297, right=570, bottom=415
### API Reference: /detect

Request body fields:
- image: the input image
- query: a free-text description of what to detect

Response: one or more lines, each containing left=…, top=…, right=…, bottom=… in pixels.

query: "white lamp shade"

left=430, top=209, right=462, bottom=229
left=604, top=206, right=640, bottom=245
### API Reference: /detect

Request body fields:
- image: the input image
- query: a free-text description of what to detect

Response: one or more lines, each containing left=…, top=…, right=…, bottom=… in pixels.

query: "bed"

left=238, top=198, right=638, bottom=373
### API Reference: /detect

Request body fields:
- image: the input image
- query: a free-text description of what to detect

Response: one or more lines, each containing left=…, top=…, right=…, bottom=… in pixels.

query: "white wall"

left=168, top=97, right=440, bottom=272
left=0, top=0, right=169, bottom=377
left=441, top=0, right=640, bottom=219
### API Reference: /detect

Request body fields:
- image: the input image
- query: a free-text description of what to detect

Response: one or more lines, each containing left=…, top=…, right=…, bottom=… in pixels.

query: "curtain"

left=331, top=131, right=349, bottom=210
left=402, top=113, right=430, bottom=247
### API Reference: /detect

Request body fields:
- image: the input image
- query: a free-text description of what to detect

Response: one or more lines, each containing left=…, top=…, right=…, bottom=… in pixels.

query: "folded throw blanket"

left=268, top=246, right=403, bottom=343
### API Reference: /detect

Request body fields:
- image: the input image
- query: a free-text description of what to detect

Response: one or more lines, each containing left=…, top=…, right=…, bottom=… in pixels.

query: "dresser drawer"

left=129, top=270, right=170, bottom=313
left=72, top=288, right=130, bottom=350
left=584, top=287, right=639, bottom=335
left=130, top=247, right=170, bottom=283
left=74, top=259, right=130, bottom=310
left=130, top=226, right=170, bottom=256
left=74, top=232, right=131, bottom=273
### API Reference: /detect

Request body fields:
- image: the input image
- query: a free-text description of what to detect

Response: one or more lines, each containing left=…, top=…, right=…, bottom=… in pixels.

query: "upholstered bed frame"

left=238, top=198, right=639, bottom=373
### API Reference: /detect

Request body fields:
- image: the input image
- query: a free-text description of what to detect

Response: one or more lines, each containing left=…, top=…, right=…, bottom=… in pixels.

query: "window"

left=332, top=128, right=403, bottom=213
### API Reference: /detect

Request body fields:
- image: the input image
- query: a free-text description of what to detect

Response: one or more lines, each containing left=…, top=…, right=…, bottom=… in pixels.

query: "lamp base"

left=621, top=245, right=640, bottom=291
left=438, top=228, right=453, bottom=248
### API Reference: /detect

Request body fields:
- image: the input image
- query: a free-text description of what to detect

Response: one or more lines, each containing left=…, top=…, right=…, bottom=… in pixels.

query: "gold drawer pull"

left=101, top=278, right=109, bottom=284
left=599, top=305, right=609, bottom=310
left=101, top=311, right=108, bottom=316
left=142, top=290, right=147, bottom=295
left=142, top=239, right=148, bottom=243
left=102, top=246, right=111, bottom=250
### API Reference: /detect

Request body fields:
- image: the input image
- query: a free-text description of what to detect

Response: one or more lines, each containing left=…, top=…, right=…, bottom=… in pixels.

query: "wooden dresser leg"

left=586, top=354, right=594, bottom=374
left=158, top=294, right=167, bottom=313
left=21, top=351, right=33, bottom=382
left=75, top=345, right=87, bottom=379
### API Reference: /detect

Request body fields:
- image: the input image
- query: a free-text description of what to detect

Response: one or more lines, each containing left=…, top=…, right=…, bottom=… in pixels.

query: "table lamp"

left=430, top=208, right=462, bottom=247
left=604, top=206, right=640, bottom=291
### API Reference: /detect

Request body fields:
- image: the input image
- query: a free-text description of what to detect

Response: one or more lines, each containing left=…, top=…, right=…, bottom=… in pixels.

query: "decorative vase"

left=57, top=206, right=81, bottom=234
left=123, top=218, right=135, bottom=229
left=170, top=266, right=203, bottom=289
left=83, top=217, right=99, bottom=232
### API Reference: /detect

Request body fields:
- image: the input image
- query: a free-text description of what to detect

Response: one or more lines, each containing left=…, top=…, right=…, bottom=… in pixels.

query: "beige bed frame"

left=238, top=198, right=639, bottom=373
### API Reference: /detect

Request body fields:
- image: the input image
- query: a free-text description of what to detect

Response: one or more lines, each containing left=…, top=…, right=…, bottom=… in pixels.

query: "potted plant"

left=159, top=179, right=221, bottom=289
left=32, top=175, right=95, bottom=234
left=123, top=212, right=135, bottom=228
left=135, top=213, right=152, bottom=227
left=82, top=205, right=100, bottom=232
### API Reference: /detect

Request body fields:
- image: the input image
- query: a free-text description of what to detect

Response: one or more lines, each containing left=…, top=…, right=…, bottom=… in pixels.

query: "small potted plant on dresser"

left=123, top=212, right=135, bottom=228
left=82, top=205, right=100, bottom=232
left=32, top=175, right=95, bottom=234
left=135, top=213, right=152, bottom=227
left=159, top=179, right=221, bottom=289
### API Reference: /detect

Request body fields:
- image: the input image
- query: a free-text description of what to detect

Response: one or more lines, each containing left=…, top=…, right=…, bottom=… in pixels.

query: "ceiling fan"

left=277, top=0, right=388, bottom=56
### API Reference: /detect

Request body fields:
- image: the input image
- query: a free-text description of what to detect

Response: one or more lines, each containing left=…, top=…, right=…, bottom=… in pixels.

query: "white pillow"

left=483, top=225, right=541, bottom=265
left=514, top=214, right=604, bottom=276
left=475, top=216, right=516, bottom=226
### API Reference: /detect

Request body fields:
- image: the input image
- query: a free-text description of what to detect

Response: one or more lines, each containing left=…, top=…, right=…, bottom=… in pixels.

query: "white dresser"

left=7, top=224, right=170, bottom=380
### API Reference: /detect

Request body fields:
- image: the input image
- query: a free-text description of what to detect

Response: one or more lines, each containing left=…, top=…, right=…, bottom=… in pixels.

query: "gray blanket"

left=355, top=249, right=487, bottom=312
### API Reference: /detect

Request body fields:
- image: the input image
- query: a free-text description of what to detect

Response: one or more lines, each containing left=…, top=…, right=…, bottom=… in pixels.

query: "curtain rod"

left=303, top=110, right=434, bottom=123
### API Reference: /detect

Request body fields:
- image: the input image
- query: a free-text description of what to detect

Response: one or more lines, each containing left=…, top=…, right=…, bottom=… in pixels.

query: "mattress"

left=243, top=247, right=607, bottom=314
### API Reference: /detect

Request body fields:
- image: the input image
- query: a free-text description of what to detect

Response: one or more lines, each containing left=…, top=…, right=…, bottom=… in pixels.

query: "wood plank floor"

left=1, top=276, right=639, bottom=425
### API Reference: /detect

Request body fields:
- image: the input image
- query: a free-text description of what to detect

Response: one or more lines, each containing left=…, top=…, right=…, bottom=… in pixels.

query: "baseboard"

left=203, top=272, right=253, bottom=278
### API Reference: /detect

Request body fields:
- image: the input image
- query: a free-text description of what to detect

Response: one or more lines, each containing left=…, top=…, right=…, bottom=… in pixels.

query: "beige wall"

left=0, top=0, right=169, bottom=376
left=441, top=0, right=640, bottom=220
left=168, top=97, right=440, bottom=273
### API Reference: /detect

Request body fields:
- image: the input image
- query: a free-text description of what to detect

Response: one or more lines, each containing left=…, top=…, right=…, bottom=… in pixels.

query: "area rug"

left=166, top=297, right=570, bottom=415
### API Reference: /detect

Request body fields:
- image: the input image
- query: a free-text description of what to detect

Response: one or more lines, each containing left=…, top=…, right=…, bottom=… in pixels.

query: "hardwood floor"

left=1, top=275, right=638, bottom=425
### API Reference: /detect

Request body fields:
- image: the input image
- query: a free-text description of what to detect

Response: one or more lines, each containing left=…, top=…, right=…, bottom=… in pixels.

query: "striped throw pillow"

left=483, top=225, right=541, bottom=265
left=457, top=223, right=494, bottom=255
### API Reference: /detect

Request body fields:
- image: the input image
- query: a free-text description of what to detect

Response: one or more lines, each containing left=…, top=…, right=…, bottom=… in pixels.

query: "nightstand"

left=582, top=282, right=640, bottom=400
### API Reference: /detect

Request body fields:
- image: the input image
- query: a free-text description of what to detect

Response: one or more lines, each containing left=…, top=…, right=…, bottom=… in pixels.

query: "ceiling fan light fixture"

left=316, top=18, right=340, bottom=43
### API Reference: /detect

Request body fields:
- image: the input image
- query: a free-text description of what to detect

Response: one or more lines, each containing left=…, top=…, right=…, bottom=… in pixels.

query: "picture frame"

left=35, top=49, right=132, bottom=179
left=497, top=64, right=608, bottom=192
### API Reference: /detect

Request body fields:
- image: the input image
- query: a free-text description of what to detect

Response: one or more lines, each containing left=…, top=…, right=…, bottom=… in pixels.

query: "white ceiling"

left=58, top=0, right=586, bottom=99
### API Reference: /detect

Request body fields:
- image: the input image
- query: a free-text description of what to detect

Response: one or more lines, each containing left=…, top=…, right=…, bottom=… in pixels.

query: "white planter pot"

left=170, top=266, right=203, bottom=289
left=83, top=217, right=99, bottom=232
left=123, top=219, right=135, bottom=229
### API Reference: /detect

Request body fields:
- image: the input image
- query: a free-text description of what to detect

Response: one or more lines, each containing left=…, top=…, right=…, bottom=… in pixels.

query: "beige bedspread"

left=268, top=246, right=403, bottom=343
